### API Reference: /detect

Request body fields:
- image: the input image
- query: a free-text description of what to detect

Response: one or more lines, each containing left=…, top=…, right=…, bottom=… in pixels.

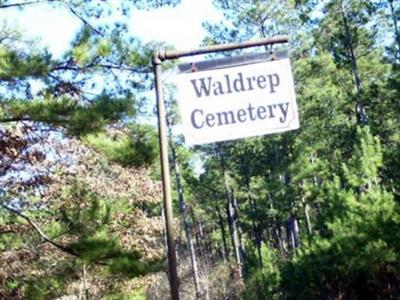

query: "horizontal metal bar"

left=178, top=49, right=288, bottom=73
left=156, top=35, right=288, bottom=61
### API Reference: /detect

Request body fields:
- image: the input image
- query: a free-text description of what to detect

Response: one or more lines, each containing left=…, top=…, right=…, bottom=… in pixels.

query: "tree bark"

left=195, top=220, right=211, bottom=300
left=284, top=173, right=300, bottom=251
left=83, top=263, right=90, bottom=300
left=169, top=132, right=201, bottom=300
left=231, top=188, right=246, bottom=263
left=339, top=0, right=367, bottom=124
left=224, top=177, right=242, bottom=272
left=215, top=201, right=229, bottom=263
left=246, top=179, right=263, bottom=269
left=340, top=0, right=362, bottom=95
left=303, top=197, right=313, bottom=238
left=266, top=176, right=285, bottom=255
left=216, top=144, right=242, bottom=275
left=286, top=214, right=299, bottom=251
left=299, top=183, right=313, bottom=239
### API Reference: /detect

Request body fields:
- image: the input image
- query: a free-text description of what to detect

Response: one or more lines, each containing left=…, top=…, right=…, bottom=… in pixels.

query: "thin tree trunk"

left=266, top=178, right=285, bottom=255
left=303, top=199, right=313, bottom=238
left=283, top=173, right=300, bottom=251
left=340, top=0, right=362, bottom=95
left=169, top=132, right=201, bottom=300
left=339, top=0, right=367, bottom=124
left=196, top=220, right=211, bottom=300
left=216, top=144, right=242, bottom=275
left=225, top=178, right=242, bottom=271
left=276, top=225, right=286, bottom=255
left=299, top=183, right=313, bottom=239
left=246, top=180, right=263, bottom=269
left=198, top=220, right=213, bottom=259
left=83, top=263, right=89, bottom=300
left=215, top=201, right=229, bottom=263
left=0, top=1, right=42, bottom=9
left=231, top=188, right=246, bottom=263
left=287, top=214, right=300, bottom=251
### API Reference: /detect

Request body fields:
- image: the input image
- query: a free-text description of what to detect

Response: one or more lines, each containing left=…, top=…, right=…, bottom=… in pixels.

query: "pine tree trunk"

left=303, top=199, right=313, bottom=238
left=284, top=173, right=300, bottom=251
left=216, top=144, right=242, bottom=275
left=340, top=0, right=362, bottom=94
left=275, top=225, right=286, bottom=255
left=224, top=176, right=242, bottom=272
left=339, top=0, right=366, bottom=124
left=169, top=142, right=202, bottom=300
left=172, top=163, right=201, bottom=299
left=246, top=180, right=263, bottom=269
left=267, top=182, right=285, bottom=255
left=198, top=223, right=211, bottom=300
left=231, top=188, right=246, bottom=263
left=299, top=183, right=313, bottom=238
left=215, top=201, right=229, bottom=263
left=192, top=220, right=212, bottom=300
left=83, top=263, right=89, bottom=300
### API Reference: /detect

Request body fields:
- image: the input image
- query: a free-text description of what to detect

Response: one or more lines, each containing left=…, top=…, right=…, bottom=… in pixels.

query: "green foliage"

left=23, top=277, right=65, bottom=300
left=2, top=0, right=400, bottom=298
left=281, top=127, right=400, bottom=299
left=197, top=1, right=400, bottom=298
left=0, top=45, right=52, bottom=81
left=108, top=252, right=164, bottom=278
left=104, top=288, right=147, bottom=300
left=60, top=183, right=112, bottom=235
left=342, top=127, right=382, bottom=188
left=84, top=123, right=159, bottom=167
left=2, top=94, right=135, bottom=135
left=243, top=244, right=282, bottom=300
left=0, top=0, right=179, bottom=298
left=58, top=179, right=164, bottom=278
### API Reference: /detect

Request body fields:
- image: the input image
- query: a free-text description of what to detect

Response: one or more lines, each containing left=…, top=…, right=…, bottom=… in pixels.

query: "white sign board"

left=176, top=58, right=299, bottom=145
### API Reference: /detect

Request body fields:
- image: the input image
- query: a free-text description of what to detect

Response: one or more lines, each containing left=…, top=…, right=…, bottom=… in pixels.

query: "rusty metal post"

left=153, top=54, right=180, bottom=300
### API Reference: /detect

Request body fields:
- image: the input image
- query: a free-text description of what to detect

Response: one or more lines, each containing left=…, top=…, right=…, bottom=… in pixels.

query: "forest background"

left=0, top=0, right=399, bottom=299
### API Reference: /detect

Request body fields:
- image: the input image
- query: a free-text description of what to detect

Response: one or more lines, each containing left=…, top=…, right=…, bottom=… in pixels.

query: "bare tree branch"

left=0, top=230, right=16, bottom=234
left=60, top=0, right=104, bottom=36
left=51, top=62, right=150, bottom=74
left=0, top=117, right=32, bottom=123
left=0, top=0, right=43, bottom=9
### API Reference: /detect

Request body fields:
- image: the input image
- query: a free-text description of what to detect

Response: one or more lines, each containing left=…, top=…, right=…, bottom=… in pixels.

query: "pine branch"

left=1, top=204, right=79, bottom=256
left=1, top=204, right=108, bottom=266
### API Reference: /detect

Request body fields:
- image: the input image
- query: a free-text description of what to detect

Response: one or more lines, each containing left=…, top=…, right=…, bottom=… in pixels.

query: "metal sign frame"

left=152, top=36, right=289, bottom=300
left=178, top=49, right=288, bottom=73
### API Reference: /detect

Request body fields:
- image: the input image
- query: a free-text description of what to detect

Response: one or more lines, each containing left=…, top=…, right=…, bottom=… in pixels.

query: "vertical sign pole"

left=153, top=54, right=180, bottom=300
